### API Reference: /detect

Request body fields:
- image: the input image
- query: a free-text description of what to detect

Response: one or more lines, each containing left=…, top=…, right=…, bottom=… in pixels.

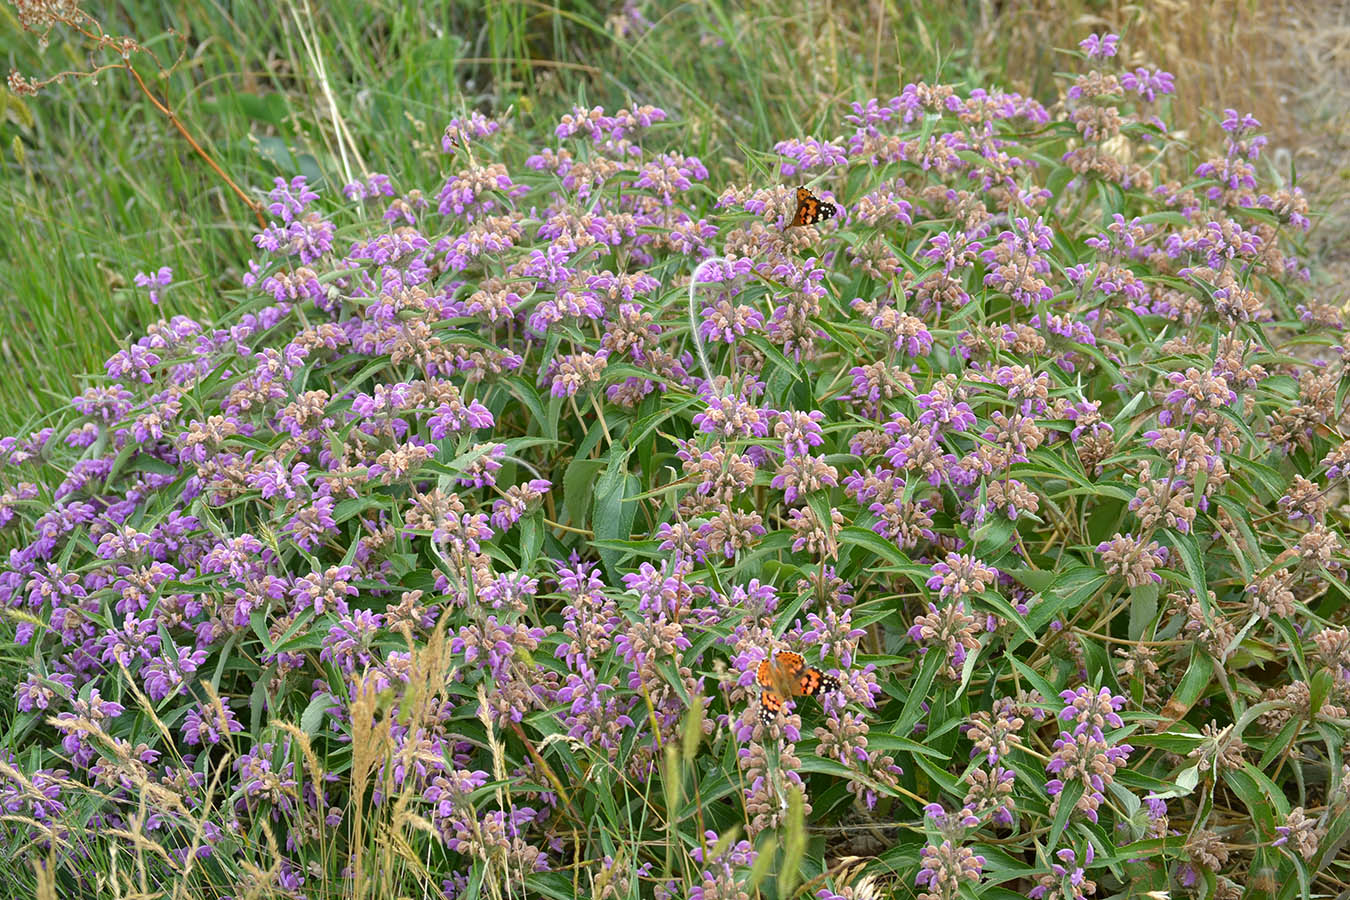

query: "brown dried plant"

left=7, top=0, right=265, bottom=226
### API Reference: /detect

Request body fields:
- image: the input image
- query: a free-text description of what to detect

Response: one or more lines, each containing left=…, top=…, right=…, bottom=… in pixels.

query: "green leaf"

left=593, top=447, right=638, bottom=583
left=1227, top=453, right=1286, bottom=498
left=1167, top=648, right=1214, bottom=721
left=504, top=376, right=554, bottom=441
left=562, top=457, right=605, bottom=529
left=523, top=874, right=577, bottom=900
left=1006, top=652, right=1060, bottom=707
left=249, top=609, right=274, bottom=654
left=463, top=862, right=484, bottom=900
left=301, top=692, right=331, bottom=736
left=864, top=733, right=948, bottom=758
left=1009, top=568, right=1107, bottom=655
left=805, top=490, right=838, bottom=557
left=333, top=496, right=385, bottom=524
left=1167, top=531, right=1209, bottom=605
left=972, top=514, right=1015, bottom=555
left=234, top=90, right=289, bottom=128
left=837, top=525, right=910, bottom=568
left=1089, top=835, right=1182, bottom=867
left=588, top=537, right=662, bottom=558
left=744, top=831, right=777, bottom=891
left=269, top=610, right=314, bottom=654
left=1007, top=566, right=1056, bottom=592
left=1256, top=717, right=1302, bottom=771
left=1149, top=763, right=1200, bottom=799
left=207, top=632, right=240, bottom=694
left=249, top=666, right=272, bottom=737
left=894, top=648, right=941, bottom=735
left=1127, top=731, right=1206, bottom=754
left=518, top=509, right=544, bottom=568
left=1308, top=668, right=1333, bottom=719
left=1128, top=583, right=1160, bottom=641
left=1048, top=780, right=1084, bottom=851
left=1224, top=764, right=1290, bottom=832
left=836, top=526, right=931, bottom=587
left=980, top=590, right=1037, bottom=643
left=101, top=439, right=138, bottom=493
left=1314, top=794, right=1350, bottom=871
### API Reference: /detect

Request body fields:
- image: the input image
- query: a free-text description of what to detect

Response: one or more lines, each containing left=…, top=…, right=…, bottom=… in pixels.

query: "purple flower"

left=1221, top=108, right=1261, bottom=135
left=1028, top=844, right=1095, bottom=900
left=1079, top=32, right=1119, bottom=58
left=286, top=493, right=338, bottom=551
left=1058, top=685, right=1125, bottom=740
left=444, top=111, right=501, bottom=148
left=134, top=266, right=173, bottom=305
left=1121, top=66, right=1175, bottom=101
left=913, top=389, right=977, bottom=434
left=490, top=479, right=551, bottom=530
left=15, top=672, right=74, bottom=712
left=293, top=566, right=359, bottom=616
left=321, top=609, right=385, bottom=672
left=0, top=59, right=1337, bottom=884
left=181, top=698, right=244, bottom=746
left=142, top=645, right=209, bottom=701
left=235, top=741, right=298, bottom=813
left=926, top=553, right=998, bottom=601
left=343, top=172, right=395, bottom=201
left=105, top=345, right=160, bottom=384
left=266, top=175, right=319, bottom=223
left=253, top=213, right=335, bottom=264
left=773, top=138, right=848, bottom=177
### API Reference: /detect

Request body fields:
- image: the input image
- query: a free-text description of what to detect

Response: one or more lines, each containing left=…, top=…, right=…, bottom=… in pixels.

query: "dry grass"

left=1246, top=0, right=1350, bottom=285
left=612, top=0, right=1348, bottom=287
left=3, top=620, right=470, bottom=899
left=978, top=0, right=1350, bottom=287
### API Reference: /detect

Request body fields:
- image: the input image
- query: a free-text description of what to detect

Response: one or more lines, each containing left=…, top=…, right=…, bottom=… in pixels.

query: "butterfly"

left=757, top=650, right=839, bottom=725
left=789, top=186, right=838, bottom=227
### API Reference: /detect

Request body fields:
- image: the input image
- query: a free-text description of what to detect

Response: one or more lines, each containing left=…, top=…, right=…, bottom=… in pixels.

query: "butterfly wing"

left=774, top=651, right=806, bottom=692
left=758, top=687, right=785, bottom=725
left=758, top=651, right=803, bottom=724
left=757, top=650, right=839, bottom=724
left=756, top=656, right=775, bottom=690
left=797, top=666, right=840, bottom=697
left=791, top=187, right=814, bottom=227
left=790, top=186, right=838, bottom=227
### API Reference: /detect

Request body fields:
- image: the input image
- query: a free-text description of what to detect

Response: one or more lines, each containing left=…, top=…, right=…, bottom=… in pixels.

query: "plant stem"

left=122, top=62, right=265, bottom=229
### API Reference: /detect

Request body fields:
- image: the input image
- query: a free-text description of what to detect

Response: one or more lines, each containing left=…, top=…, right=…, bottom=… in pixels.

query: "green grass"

left=5, top=1, right=1340, bottom=437
left=0, top=0, right=1004, bottom=434
left=3, top=4, right=1348, bottom=897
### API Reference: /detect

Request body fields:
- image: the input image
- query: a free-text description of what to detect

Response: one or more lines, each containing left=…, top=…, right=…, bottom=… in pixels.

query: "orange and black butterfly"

left=789, top=186, right=838, bottom=227
left=757, top=650, right=840, bottom=725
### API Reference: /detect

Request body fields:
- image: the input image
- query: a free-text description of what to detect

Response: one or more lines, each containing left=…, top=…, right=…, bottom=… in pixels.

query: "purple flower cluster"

left=0, top=29, right=1344, bottom=899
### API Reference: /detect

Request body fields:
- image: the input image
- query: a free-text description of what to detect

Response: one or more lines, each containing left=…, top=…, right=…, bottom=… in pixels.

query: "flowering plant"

left=2, top=32, right=1347, bottom=900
